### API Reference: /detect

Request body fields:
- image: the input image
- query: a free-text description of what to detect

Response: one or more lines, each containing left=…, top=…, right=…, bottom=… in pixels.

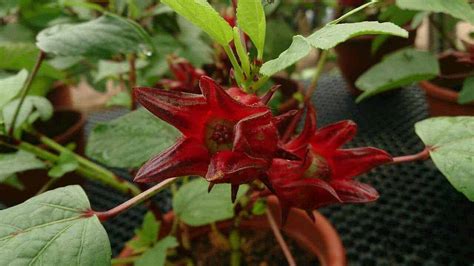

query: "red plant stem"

left=88, top=178, right=177, bottom=222
left=266, top=210, right=296, bottom=266
left=391, top=147, right=432, bottom=165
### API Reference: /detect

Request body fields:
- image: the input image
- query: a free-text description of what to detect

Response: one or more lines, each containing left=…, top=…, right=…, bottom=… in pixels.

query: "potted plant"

left=353, top=0, right=474, bottom=116
left=0, top=0, right=473, bottom=265
left=333, top=0, right=420, bottom=94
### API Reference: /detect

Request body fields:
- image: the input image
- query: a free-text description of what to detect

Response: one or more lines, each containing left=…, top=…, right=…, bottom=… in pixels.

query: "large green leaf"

left=396, top=0, right=474, bottom=24
left=36, top=14, right=153, bottom=58
left=306, top=22, right=408, bottom=50
left=161, top=0, right=233, bottom=46
left=86, top=108, right=180, bottom=168
left=415, top=117, right=474, bottom=201
left=135, top=236, right=178, bottom=266
left=0, top=69, right=28, bottom=110
left=173, top=179, right=248, bottom=226
left=0, top=151, right=45, bottom=181
left=260, top=22, right=408, bottom=76
left=260, top=35, right=310, bottom=76
left=458, top=77, right=474, bottom=105
left=0, top=185, right=111, bottom=265
left=356, top=49, right=439, bottom=102
left=95, top=59, right=148, bottom=82
left=0, top=42, right=63, bottom=79
left=236, top=0, right=266, bottom=58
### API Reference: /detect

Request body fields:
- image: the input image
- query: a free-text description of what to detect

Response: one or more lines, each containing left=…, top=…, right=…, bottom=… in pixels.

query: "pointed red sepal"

left=134, top=137, right=210, bottom=183
left=233, top=111, right=279, bottom=159
left=273, top=109, right=299, bottom=128
left=199, top=76, right=267, bottom=120
left=285, top=105, right=317, bottom=151
left=231, top=184, right=240, bottom=203
left=133, top=87, right=209, bottom=138
left=331, top=147, right=392, bottom=179
left=260, top=85, right=280, bottom=105
left=330, top=179, right=379, bottom=203
left=311, top=120, right=357, bottom=150
left=226, top=87, right=263, bottom=106
left=205, top=151, right=268, bottom=185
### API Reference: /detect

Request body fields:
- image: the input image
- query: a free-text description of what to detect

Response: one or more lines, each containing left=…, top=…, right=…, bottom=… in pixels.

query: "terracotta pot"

left=0, top=109, right=86, bottom=206
left=420, top=51, right=474, bottom=116
left=335, top=28, right=417, bottom=95
left=47, top=83, right=73, bottom=109
left=118, top=196, right=346, bottom=266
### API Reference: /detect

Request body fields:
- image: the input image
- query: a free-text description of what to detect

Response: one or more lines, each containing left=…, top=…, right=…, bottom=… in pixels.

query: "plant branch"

left=305, top=49, right=329, bottom=101
left=266, top=210, right=296, bottom=266
left=330, top=0, right=379, bottom=25
left=390, top=147, right=431, bottom=165
left=9, top=50, right=46, bottom=136
left=128, top=53, right=138, bottom=110
left=89, top=178, right=177, bottom=222
left=224, top=45, right=245, bottom=88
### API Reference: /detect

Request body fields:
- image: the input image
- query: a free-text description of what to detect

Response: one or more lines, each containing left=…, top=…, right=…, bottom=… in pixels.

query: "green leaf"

left=173, top=179, right=249, bottom=226
left=260, top=35, right=311, bottom=76
left=251, top=198, right=267, bottom=216
left=306, top=22, right=408, bottom=50
left=458, top=77, right=474, bottom=104
left=48, top=150, right=79, bottom=179
left=135, top=236, right=178, bottom=266
left=86, top=108, right=180, bottom=168
left=0, top=23, right=34, bottom=43
left=396, top=0, right=474, bottom=24
left=36, top=14, right=153, bottom=58
left=0, top=69, right=28, bottom=110
left=356, top=49, right=439, bottom=102
left=106, top=91, right=132, bottom=109
left=236, top=0, right=266, bottom=58
left=128, top=212, right=160, bottom=251
left=161, top=0, right=233, bottom=46
left=415, top=117, right=474, bottom=201
left=95, top=59, right=148, bottom=82
left=0, top=185, right=111, bottom=265
left=0, top=151, right=45, bottom=180
left=0, top=42, right=63, bottom=79
left=2, top=96, right=53, bottom=131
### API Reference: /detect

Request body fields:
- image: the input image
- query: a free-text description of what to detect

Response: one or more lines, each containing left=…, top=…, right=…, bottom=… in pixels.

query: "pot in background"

left=47, top=83, right=74, bottom=109
left=420, top=51, right=474, bottom=116
left=335, top=28, right=417, bottom=95
left=118, top=196, right=346, bottom=266
left=0, top=109, right=86, bottom=206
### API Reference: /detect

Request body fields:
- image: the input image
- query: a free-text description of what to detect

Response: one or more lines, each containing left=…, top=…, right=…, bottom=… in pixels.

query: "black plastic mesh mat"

left=2, top=74, right=473, bottom=264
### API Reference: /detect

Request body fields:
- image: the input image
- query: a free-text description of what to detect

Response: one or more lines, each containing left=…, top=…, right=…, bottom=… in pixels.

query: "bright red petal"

left=134, top=87, right=209, bottom=137
left=134, top=137, right=210, bottom=183
left=285, top=105, right=317, bottom=151
left=199, top=76, right=267, bottom=120
left=330, top=147, right=392, bottom=179
left=330, top=179, right=379, bottom=203
left=311, top=120, right=357, bottom=150
left=205, top=151, right=268, bottom=185
left=233, top=111, right=279, bottom=159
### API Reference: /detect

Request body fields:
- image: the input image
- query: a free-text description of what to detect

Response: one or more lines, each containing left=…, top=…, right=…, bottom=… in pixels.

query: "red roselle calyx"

left=266, top=106, right=393, bottom=222
left=155, top=56, right=206, bottom=94
left=134, top=76, right=289, bottom=201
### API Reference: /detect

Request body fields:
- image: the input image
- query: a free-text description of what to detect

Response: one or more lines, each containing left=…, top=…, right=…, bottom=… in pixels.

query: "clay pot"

left=420, top=51, right=474, bottom=116
left=47, top=83, right=73, bottom=109
left=118, top=196, right=346, bottom=266
left=335, top=28, right=417, bottom=95
left=0, top=109, right=86, bottom=206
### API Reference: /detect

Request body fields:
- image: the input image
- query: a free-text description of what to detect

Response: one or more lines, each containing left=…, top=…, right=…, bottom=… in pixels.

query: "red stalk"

left=391, top=147, right=432, bottom=165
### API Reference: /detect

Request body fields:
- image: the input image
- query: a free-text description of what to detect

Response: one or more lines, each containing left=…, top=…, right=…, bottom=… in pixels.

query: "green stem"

left=251, top=75, right=269, bottom=91
left=8, top=50, right=46, bottom=136
left=90, top=177, right=177, bottom=222
left=223, top=45, right=245, bottom=88
left=18, top=141, right=141, bottom=196
left=330, top=0, right=379, bottom=25
left=111, top=256, right=141, bottom=265
left=304, top=49, right=329, bottom=101
left=229, top=229, right=241, bottom=266
left=36, top=177, right=58, bottom=195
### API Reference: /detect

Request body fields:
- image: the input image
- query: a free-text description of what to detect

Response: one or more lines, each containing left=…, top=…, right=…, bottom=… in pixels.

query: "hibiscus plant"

left=0, top=0, right=474, bottom=265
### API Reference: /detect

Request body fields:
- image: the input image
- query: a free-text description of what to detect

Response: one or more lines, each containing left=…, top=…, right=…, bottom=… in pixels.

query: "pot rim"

left=117, top=196, right=346, bottom=266
left=420, top=80, right=474, bottom=106
left=45, top=108, right=86, bottom=144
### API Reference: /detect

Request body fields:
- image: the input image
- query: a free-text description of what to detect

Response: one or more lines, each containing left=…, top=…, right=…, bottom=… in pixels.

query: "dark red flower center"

left=205, top=119, right=235, bottom=153
left=303, top=152, right=331, bottom=180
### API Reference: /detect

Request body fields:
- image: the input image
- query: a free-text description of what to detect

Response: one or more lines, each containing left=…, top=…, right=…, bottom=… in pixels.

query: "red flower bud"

left=155, top=56, right=205, bottom=94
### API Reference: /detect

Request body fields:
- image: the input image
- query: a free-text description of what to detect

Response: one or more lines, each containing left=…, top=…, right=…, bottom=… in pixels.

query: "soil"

left=170, top=230, right=318, bottom=266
